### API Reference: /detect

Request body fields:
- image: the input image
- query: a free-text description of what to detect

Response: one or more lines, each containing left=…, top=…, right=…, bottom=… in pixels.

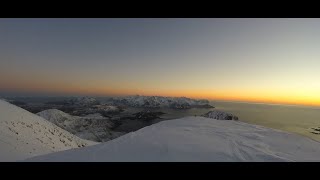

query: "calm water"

left=160, top=101, right=320, bottom=141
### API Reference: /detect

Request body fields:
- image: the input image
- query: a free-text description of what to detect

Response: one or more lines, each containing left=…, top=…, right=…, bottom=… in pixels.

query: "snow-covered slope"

left=37, top=109, right=125, bottom=142
left=26, top=116, right=320, bottom=162
left=37, top=109, right=81, bottom=134
left=0, top=100, right=96, bottom=161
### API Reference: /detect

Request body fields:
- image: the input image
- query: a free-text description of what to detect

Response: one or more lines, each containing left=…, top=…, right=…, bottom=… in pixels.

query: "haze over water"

left=213, top=101, right=320, bottom=141
left=161, top=101, right=320, bottom=141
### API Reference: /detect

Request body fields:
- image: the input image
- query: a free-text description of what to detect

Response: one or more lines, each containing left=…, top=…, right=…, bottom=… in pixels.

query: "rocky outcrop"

left=202, top=110, right=239, bottom=120
left=311, top=127, right=320, bottom=135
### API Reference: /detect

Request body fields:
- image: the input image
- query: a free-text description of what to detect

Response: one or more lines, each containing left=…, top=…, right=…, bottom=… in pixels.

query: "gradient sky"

left=1, top=18, right=320, bottom=106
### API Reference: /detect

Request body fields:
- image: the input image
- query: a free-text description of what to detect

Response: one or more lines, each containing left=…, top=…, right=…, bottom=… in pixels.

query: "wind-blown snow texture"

left=0, top=100, right=96, bottom=161
left=27, top=116, right=320, bottom=162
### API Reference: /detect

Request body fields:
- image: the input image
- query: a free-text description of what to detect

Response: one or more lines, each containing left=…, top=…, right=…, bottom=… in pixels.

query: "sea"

left=159, top=100, right=320, bottom=142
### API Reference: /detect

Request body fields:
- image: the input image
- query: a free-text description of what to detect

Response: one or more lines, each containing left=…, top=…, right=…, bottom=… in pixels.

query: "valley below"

left=5, top=96, right=216, bottom=143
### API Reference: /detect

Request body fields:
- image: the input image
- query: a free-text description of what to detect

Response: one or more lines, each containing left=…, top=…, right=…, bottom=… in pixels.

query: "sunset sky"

left=1, top=18, right=320, bottom=106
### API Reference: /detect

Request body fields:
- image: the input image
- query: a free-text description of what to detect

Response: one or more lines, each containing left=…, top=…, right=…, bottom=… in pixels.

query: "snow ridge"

left=0, top=100, right=96, bottom=161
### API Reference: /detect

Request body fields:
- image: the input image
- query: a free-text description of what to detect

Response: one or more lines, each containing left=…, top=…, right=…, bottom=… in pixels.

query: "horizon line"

left=2, top=93, right=320, bottom=109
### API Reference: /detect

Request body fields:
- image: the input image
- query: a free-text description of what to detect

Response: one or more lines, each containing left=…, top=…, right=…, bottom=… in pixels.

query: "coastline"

left=209, top=101, right=320, bottom=142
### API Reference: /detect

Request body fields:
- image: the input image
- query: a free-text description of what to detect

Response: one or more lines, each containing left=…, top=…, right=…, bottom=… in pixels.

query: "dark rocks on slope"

left=202, top=110, right=239, bottom=120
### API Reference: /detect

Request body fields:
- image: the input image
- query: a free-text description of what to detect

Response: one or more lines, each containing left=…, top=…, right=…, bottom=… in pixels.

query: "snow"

left=26, top=116, right=320, bottom=162
left=92, top=105, right=120, bottom=112
left=106, top=95, right=211, bottom=108
left=202, top=110, right=239, bottom=120
left=0, top=100, right=96, bottom=161
left=37, top=109, right=79, bottom=132
left=37, top=109, right=125, bottom=142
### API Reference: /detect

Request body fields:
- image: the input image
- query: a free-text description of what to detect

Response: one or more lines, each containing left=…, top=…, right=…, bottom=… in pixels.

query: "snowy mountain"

left=0, top=100, right=96, bottom=161
left=66, top=97, right=100, bottom=106
left=26, top=116, right=320, bottom=162
left=37, top=109, right=125, bottom=142
left=44, top=97, right=122, bottom=116
left=106, top=95, right=213, bottom=109
left=202, top=110, right=239, bottom=120
left=0, top=98, right=7, bottom=102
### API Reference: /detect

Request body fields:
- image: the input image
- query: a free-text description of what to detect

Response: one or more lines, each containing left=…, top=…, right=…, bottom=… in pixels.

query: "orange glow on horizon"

left=89, top=89, right=320, bottom=107
left=2, top=19, right=320, bottom=108
left=4, top=85, right=319, bottom=107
